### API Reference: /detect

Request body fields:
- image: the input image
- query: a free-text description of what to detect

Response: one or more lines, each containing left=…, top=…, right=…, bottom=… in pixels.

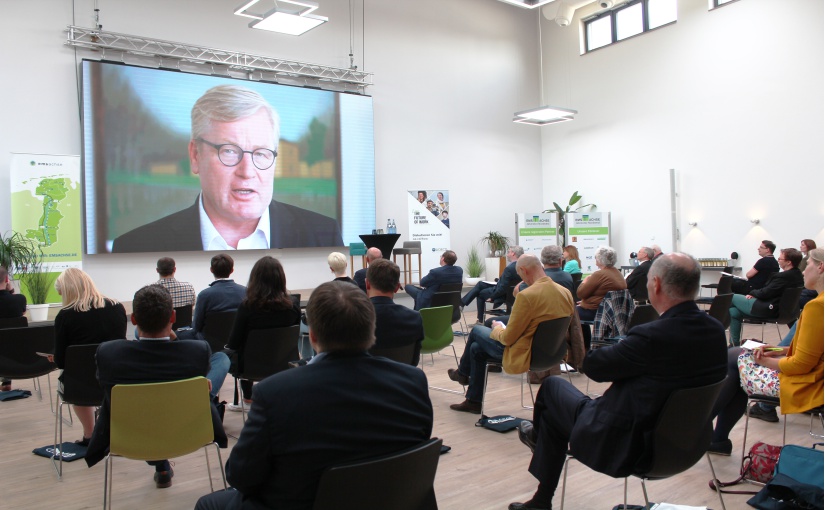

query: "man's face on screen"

left=190, top=109, right=276, bottom=234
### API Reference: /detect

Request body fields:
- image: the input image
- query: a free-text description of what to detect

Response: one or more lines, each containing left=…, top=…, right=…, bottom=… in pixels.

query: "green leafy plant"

left=481, top=231, right=510, bottom=257
left=0, top=231, right=40, bottom=276
left=550, top=191, right=596, bottom=217
left=19, top=261, right=57, bottom=305
left=465, top=246, right=484, bottom=278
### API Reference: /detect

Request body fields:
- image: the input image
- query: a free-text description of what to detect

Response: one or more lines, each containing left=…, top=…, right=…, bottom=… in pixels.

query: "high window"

left=583, top=0, right=677, bottom=53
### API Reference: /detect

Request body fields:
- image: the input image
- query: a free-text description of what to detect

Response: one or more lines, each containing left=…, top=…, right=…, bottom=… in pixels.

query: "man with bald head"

left=353, top=247, right=383, bottom=292
left=508, top=253, right=727, bottom=510
left=448, top=254, right=575, bottom=414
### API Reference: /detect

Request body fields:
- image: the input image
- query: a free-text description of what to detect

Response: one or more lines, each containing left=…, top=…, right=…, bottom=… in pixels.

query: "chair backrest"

left=571, top=273, right=583, bottom=284
left=430, top=291, right=462, bottom=325
left=172, top=305, right=193, bottom=331
left=110, top=377, right=213, bottom=460
left=627, top=304, right=660, bottom=330
left=437, top=282, right=463, bottom=293
left=707, top=293, right=734, bottom=330
left=0, top=324, right=56, bottom=378
left=402, top=241, right=422, bottom=253
left=61, top=344, right=105, bottom=406
left=529, top=316, right=573, bottom=372
left=349, top=242, right=367, bottom=256
left=419, top=306, right=454, bottom=355
left=369, top=343, right=417, bottom=366
left=776, top=287, right=805, bottom=325
left=201, top=310, right=237, bottom=354
left=312, top=438, right=442, bottom=510
left=640, top=379, right=726, bottom=479
left=716, top=275, right=734, bottom=295
left=0, top=316, right=27, bottom=329
left=242, top=325, right=301, bottom=380
left=504, top=285, right=517, bottom=313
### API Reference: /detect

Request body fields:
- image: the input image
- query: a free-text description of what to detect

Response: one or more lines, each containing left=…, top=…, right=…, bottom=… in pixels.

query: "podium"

left=358, top=234, right=401, bottom=260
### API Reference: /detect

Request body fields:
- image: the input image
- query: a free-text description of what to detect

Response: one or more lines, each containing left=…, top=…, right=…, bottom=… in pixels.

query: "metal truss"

left=65, top=25, right=373, bottom=93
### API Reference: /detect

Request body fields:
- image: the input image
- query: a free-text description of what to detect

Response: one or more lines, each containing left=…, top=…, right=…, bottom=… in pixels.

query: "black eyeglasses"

left=197, top=138, right=277, bottom=170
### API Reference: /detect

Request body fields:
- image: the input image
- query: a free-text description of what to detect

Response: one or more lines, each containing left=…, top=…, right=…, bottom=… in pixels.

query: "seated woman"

left=575, top=246, right=626, bottom=350
left=54, top=268, right=127, bottom=446
left=328, top=251, right=357, bottom=285
left=710, top=248, right=824, bottom=455
left=563, top=245, right=582, bottom=276
left=728, top=247, right=804, bottom=347
left=226, top=256, right=301, bottom=410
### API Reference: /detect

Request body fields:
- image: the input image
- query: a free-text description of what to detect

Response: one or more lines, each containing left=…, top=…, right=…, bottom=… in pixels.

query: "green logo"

left=30, top=161, right=36, bottom=166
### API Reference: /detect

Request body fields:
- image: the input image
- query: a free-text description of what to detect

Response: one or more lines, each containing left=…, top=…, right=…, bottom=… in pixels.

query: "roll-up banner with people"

left=566, top=211, right=611, bottom=274
left=406, top=190, right=451, bottom=276
left=516, top=213, right=558, bottom=256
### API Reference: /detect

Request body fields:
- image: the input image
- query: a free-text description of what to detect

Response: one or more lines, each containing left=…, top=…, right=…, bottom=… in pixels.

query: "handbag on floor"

left=475, top=415, right=526, bottom=433
left=708, top=441, right=782, bottom=494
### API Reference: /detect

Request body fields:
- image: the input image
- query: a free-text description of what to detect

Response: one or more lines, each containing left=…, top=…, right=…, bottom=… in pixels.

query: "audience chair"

left=232, top=325, right=300, bottom=421
left=393, top=241, right=422, bottom=285
left=706, top=293, right=734, bottom=331
left=483, top=285, right=517, bottom=320
left=0, top=324, right=57, bottom=407
left=201, top=310, right=237, bottom=355
left=172, top=305, right=193, bottom=331
left=741, top=395, right=824, bottom=462
left=589, top=290, right=636, bottom=347
left=696, top=275, right=733, bottom=306
left=742, top=287, right=804, bottom=341
left=419, top=305, right=462, bottom=395
left=600, top=304, right=660, bottom=345
left=561, top=379, right=727, bottom=510
left=480, top=316, right=572, bottom=417
left=349, top=242, right=367, bottom=277
left=430, top=289, right=467, bottom=337
left=53, top=343, right=104, bottom=478
left=571, top=274, right=582, bottom=302
left=103, top=377, right=227, bottom=509
left=312, top=438, right=442, bottom=510
left=0, top=316, right=27, bottom=329
left=369, top=343, right=417, bottom=366
left=699, top=267, right=734, bottom=298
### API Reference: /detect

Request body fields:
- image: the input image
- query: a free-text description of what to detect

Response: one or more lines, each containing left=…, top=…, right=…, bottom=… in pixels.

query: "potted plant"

left=545, top=191, right=597, bottom=247
left=0, top=231, right=40, bottom=285
left=19, top=261, right=58, bottom=321
left=465, top=245, right=484, bottom=285
left=481, top=231, right=510, bottom=257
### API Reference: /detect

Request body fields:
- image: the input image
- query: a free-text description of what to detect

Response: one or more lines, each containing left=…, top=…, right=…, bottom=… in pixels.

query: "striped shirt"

left=154, top=278, right=196, bottom=309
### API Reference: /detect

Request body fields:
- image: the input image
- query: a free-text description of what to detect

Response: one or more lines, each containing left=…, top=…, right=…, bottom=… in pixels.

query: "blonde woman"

left=54, top=268, right=126, bottom=446
left=328, top=251, right=356, bottom=285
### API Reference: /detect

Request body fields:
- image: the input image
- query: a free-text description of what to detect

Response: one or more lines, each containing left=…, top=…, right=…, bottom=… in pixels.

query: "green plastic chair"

left=419, top=305, right=463, bottom=395
left=104, top=377, right=226, bottom=509
left=349, top=242, right=368, bottom=276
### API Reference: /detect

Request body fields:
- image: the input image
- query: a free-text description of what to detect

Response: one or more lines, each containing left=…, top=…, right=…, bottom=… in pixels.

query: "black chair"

left=706, top=293, right=734, bottom=330
left=369, top=343, right=417, bottom=366
left=53, top=343, right=104, bottom=478
left=741, top=395, right=824, bottom=462
left=560, top=379, right=727, bottom=510
left=483, top=285, right=516, bottom=319
left=201, top=310, right=237, bottom=355
left=481, top=316, right=572, bottom=417
left=172, top=305, right=193, bottom=331
left=699, top=266, right=734, bottom=298
left=312, top=438, right=442, bottom=510
left=742, top=287, right=804, bottom=341
left=430, top=290, right=466, bottom=337
left=232, top=325, right=300, bottom=420
left=571, top=274, right=582, bottom=302
left=0, top=316, right=27, bottom=329
left=437, top=282, right=463, bottom=293
left=0, top=325, right=57, bottom=406
left=696, top=275, right=733, bottom=306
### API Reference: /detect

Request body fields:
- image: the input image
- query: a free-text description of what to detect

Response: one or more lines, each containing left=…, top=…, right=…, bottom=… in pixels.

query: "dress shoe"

left=449, top=399, right=482, bottom=414
left=509, top=502, right=550, bottom=510
left=154, top=468, right=174, bottom=488
left=748, top=405, right=779, bottom=423
left=518, top=421, right=536, bottom=453
left=447, top=368, right=469, bottom=386
left=708, top=439, right=732, bottom=456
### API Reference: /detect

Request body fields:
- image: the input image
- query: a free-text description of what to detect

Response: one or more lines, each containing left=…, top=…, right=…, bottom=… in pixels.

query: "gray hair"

left=541, top=245, right=564, bottom=266
left=649, top=252, right=701, bottom=301
left=594, top=246, right=618, bottom=268
left=510, top=245, right=525, bottom=258
left=191, top=84, right=280, bottom=142
left=641, top=247, right=654, bottom=260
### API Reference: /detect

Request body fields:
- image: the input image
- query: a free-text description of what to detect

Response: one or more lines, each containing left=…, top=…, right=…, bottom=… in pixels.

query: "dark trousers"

left=711, top=347, right=748, bottom=443
left=195, top=488, right=242, bottom=509
left=576, top=306, right=597, bottom=351
left=461, top=282, right=496, bottom=322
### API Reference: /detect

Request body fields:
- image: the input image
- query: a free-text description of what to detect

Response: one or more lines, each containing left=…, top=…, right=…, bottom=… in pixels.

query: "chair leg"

left=639, top=478, right=650, bottom=508
left=559, top=455, right=573, bottom=510
left=623, top=477, right=629, bottom=509
left=239, top=379, right=248, bottom=423
left=203, top=445, right=214, bottom=492
left=213, top=442, right=228, bottom=489
left=103, top=454, right=113, bottom=510
left=706, top=453, right=728, bottom=510
left=480, top=363, right=492, bottom=417
left=521, top=373, right=535, bottom=410
left=52, top=397, right=63, bottom=478
left=743, top=399, right=753, bottom=461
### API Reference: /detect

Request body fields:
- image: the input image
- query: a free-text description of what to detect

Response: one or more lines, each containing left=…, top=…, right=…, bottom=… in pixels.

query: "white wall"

left=539, top=0, right=824, bottom=271
left=0, top=0, right=543, bottom=299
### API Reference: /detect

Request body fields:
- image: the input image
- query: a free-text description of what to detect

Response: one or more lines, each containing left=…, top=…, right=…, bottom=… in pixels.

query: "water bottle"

left=386, top=219, right=391, bottom=233
left=390, top=219, right=396, bottom=234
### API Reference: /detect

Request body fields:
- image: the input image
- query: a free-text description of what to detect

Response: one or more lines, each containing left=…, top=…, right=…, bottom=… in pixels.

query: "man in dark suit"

left=195, top=281, right=433, bottom=510
left=404, top=250, right=464, bottom=310
left=179, top=253, right=246, bottom=339
left=85, top=284, right=227, bottom=489
left=353, top=247, right=382, bottom=292
left=626, top=246, right=653, bottom=301
left=111, top=84, right=342, bottom=253
left=367, top=259, right=424, bottom=365
left=508, top=253, right=727, bottom=510
left=462, top=245, right=524, bottom=323
left=0, top=266, right=27, bottom=390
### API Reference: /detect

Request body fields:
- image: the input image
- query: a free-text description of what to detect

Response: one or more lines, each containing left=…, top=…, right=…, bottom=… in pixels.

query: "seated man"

left=367, top=259, right=425, bottom=365
left=448, top=254, right=574, bottom=414
left=85, top=285, right=227, bottom=488
left=404, top=250, right=463, bottom=310
left=0, top=266, right=27, bottom=391
left=507, top=253, right=727, bottom=510
left=195, top=281, right=433, bottom=510
left=153, top=256, right=195, bottom=310
left=625, top=246, right=653, bottom=301
left=353, top=247, right=382, bottom=292
left=732, top=240, right=779, bottom=295
left=461, top=246, right=524, bottom=324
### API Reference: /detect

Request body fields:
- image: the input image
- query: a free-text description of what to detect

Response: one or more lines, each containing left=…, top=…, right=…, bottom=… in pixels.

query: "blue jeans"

left=461, top=282, right=496, bottom=323
left=729, top=294, right=761, bottom=346
left=207, top=352, right=230, bottom=398
left=458, top=326, right=505, bottom=402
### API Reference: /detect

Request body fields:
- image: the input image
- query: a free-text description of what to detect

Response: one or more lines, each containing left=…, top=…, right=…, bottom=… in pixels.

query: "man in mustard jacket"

left=448, top=254, right=575, bottom=414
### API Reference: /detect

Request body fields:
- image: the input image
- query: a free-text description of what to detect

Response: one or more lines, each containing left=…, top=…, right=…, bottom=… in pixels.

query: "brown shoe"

left=447, top=368, right=469, bottom=386
left=449, top=399, right=482, bottom=414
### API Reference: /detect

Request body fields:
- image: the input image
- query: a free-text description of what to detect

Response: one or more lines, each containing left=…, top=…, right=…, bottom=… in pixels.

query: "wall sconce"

left=688, top=221, right=698, bottom=227
left=750, top=219, right=761, bottom=225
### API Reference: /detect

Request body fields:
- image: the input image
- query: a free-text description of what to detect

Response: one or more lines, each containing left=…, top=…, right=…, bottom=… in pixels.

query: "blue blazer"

left=417, top=264, right=463, bottom=309
left=371, top=296, right=425, bottom=365
left=491, top=261, right=522, bottom=307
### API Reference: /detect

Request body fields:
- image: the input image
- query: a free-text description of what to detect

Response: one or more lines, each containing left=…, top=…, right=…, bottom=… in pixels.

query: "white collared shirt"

left=198, top=194, right=271, bottom=251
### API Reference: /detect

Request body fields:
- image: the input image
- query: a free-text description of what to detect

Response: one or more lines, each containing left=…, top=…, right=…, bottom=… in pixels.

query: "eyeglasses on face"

left=197, top=138, right=277, bottom=170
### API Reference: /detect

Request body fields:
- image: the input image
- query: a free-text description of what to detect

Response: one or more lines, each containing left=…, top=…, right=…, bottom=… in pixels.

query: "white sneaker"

left=227, top=403, right=245, bottom=412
